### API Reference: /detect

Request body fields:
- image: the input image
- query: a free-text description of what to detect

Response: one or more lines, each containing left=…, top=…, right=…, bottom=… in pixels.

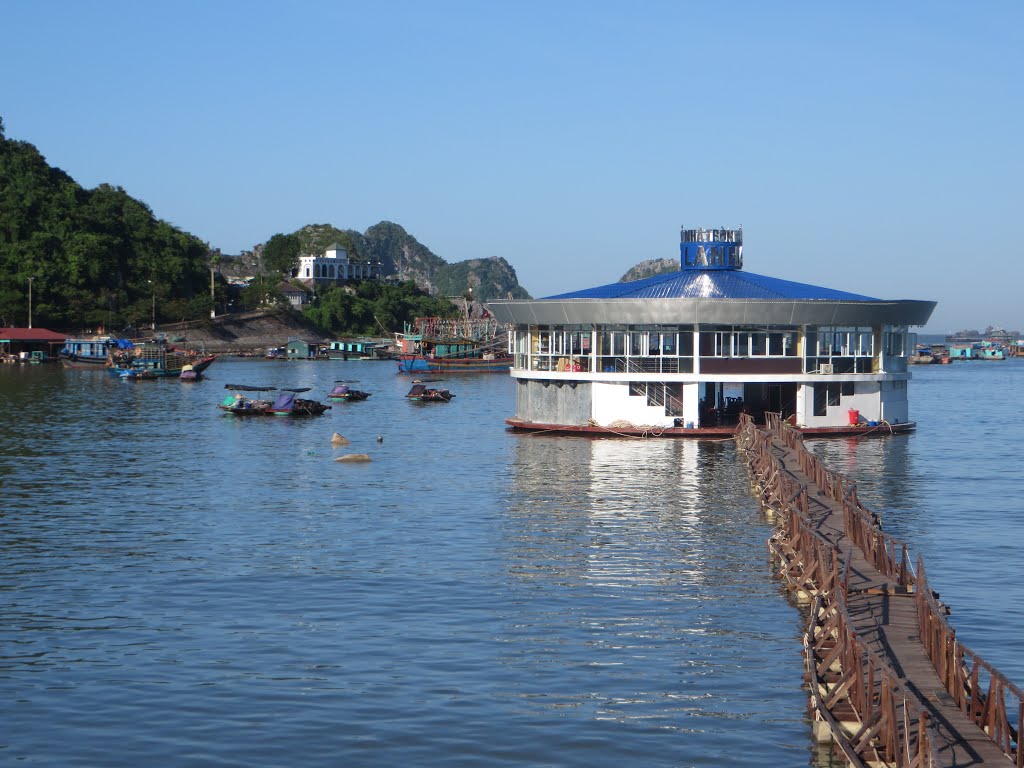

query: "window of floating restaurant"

left=882, top=325, right=911, bottom=358
left=516, top=325, right=714, bottom=374
left=813, top=380, right=856, bottom=416
left=804, top=326, right=876, bottom=374
left=523, top=325, right=595, bottom=372
left=598, top=327, right=627, bottom=372
left=512, top=327, right=528, bottom=367
left=598, top=326, right=690, bottom=374
left=697, top=326, right=798, bottom=357
left=624, top=326, right=693, bottom=374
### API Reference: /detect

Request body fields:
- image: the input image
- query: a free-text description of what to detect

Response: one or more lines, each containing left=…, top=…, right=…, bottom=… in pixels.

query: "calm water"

left=1, top=358, right=1021, bottom=766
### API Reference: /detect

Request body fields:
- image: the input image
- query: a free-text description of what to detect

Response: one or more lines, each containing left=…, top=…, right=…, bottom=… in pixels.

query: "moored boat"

left=265, top=388, right=332, bottom=416
left=59, top=336, right=118, bottom=369
left=109, top=338, right=217, bottom=378
left=396, top=317, right=512, bottom=373
left=180, top=364, right=202, bottom=381
left=219, top=384, right=276, bottom=415
left=326, top=382, right=371, bottom=401
left=405, top=382, right=456, bottom=402
left=908, top=345, right=937, bottom=364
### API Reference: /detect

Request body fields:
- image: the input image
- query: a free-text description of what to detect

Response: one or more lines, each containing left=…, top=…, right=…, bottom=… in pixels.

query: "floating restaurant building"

left=487, top=228, right=936, bottom=436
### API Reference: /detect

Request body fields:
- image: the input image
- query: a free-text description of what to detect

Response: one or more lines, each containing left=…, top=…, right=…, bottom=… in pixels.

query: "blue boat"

left=58, top=336, right=118, bottom=369
left=108, top=338, right=217, bottom=378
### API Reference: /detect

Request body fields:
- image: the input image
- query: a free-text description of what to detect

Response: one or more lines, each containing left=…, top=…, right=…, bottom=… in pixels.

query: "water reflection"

left=500, top=435, right=809, bottom=755
left=505, top=437, right=762, bottom=592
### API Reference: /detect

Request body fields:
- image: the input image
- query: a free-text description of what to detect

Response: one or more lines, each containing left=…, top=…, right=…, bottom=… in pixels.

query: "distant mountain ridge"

left=619, top=258, right=679, bottom=283
left=225, top=222, right=532, bottom=303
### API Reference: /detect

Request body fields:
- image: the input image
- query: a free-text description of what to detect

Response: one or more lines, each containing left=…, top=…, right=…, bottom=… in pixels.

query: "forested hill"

left=0, top=117, right=530, bottom=332
left=231, top=222, right=532, bottom=303
left=0, top=118, right=213, bottom=330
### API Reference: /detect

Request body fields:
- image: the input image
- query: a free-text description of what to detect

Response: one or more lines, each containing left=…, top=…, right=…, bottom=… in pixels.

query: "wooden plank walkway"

left=770, top=438, right=1012, bottom=766
left=737, top=415, right=1021, bottom=767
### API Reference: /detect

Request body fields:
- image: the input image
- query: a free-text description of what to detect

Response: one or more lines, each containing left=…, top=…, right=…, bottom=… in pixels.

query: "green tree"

left=263, top=233, right=301, bottom=275
left=303, top=280, right=457, bottom=335
left=240, top=280, right=286, bottom=310
left=0, top=127, right=214, bottom=330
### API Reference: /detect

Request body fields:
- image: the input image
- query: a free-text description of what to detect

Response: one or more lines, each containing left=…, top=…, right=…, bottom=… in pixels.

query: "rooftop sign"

left=680, top=227, right=743, bottom=271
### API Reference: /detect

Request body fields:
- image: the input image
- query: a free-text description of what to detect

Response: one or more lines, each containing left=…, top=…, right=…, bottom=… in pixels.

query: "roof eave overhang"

left=487, top=298, right=936, bottom=327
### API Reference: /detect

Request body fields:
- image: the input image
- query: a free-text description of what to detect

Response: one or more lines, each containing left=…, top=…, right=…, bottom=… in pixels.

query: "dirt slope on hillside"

left=161, top=311, right=330, bottom=353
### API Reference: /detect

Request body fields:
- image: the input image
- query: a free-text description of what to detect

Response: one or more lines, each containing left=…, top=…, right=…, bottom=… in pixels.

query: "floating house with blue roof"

left=487, top=227, right=936, bottom=435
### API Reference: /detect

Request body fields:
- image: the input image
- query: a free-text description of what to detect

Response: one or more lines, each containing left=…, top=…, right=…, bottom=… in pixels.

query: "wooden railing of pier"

left=737, top=413, right=1023, bottom=767
left=806, top=588, right=939, bottom=767
left=915, top=557, right=1024, bottom=762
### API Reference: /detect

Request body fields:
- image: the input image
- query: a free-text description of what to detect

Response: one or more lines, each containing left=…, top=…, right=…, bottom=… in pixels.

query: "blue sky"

left=3, top=1, right=1021, bottom=332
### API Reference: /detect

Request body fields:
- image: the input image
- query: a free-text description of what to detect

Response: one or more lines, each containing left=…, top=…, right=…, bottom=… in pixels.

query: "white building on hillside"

left=296, top=243, right=381, bottom=287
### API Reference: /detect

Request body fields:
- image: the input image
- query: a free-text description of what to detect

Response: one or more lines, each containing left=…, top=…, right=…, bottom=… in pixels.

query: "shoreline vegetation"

left=0, top=117, right=528, bottom=337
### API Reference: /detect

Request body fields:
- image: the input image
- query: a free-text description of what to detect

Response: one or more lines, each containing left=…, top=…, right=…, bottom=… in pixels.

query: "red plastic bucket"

left=848, top=409, right=860, bottom=425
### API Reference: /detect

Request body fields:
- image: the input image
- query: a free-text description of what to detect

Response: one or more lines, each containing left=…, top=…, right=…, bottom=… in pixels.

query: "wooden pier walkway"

left=736, top=414, right=1022, bottom=768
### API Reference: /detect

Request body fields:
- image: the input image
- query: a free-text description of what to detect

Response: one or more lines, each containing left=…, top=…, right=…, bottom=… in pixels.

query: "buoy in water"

left=376, top=436, right=384, bottom=443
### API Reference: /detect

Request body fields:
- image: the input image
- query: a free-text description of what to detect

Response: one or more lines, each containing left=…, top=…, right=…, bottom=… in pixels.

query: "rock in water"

left=331, top=433, right=350, bottom=446
left=335, top=454, right=372, bottom=463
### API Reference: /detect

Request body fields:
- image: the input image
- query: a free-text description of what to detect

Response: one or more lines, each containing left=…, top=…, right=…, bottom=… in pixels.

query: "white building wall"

left=843, top=385, right=882, bottom=422
left=299, top=246, right=351, bottom=284
left=681, top=382, right=701, bottom=428
left=591, top=382, right=676, bottom=428
left=797, top=380, right=896, bottom=428
left=325, top=246, right=349, bottom=279
left=880, top=380, right=909, bottom=423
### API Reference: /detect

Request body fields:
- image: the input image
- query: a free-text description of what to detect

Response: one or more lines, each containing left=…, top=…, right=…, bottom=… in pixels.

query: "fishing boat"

left=109, top=338, right=217, bottom=378
left=326, top=382, right=371, bottom=401
left=266, top=388, right=332, bottom=417
left=405, top=382, right=456, bottom=402
left=396, top=316, right=512, bottom=373
left=908, top=345, right=938, bottom=365
left=59, top=336, right=118, bottom=369
left=219, top=384, right=276, bottom=415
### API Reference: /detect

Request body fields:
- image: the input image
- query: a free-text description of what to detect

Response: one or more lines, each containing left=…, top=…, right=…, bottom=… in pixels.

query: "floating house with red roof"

left=0, top=327, right=67, bottom=362
left=487, top=227, right=936, bottom=436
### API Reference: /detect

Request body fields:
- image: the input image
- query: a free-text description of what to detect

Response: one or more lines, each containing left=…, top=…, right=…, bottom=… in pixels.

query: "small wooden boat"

left=327, top=382, right=371, bottom=401
left=266, top=388, right=332, bottom=417
left=405, top=382, right=455, bottom=402
left=219, top=384, right=276, bottom=415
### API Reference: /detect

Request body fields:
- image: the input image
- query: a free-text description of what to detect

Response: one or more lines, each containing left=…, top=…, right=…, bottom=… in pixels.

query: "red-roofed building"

left=0, top=328, right=67, bottom=361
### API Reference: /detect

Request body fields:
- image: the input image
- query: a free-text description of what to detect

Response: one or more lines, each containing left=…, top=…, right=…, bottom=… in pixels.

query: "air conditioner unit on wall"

left=819, top=363, right=833, bottom=374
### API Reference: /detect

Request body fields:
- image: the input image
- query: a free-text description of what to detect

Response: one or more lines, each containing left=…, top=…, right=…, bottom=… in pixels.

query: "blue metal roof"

left=544, top=269, right=881, bottom=302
